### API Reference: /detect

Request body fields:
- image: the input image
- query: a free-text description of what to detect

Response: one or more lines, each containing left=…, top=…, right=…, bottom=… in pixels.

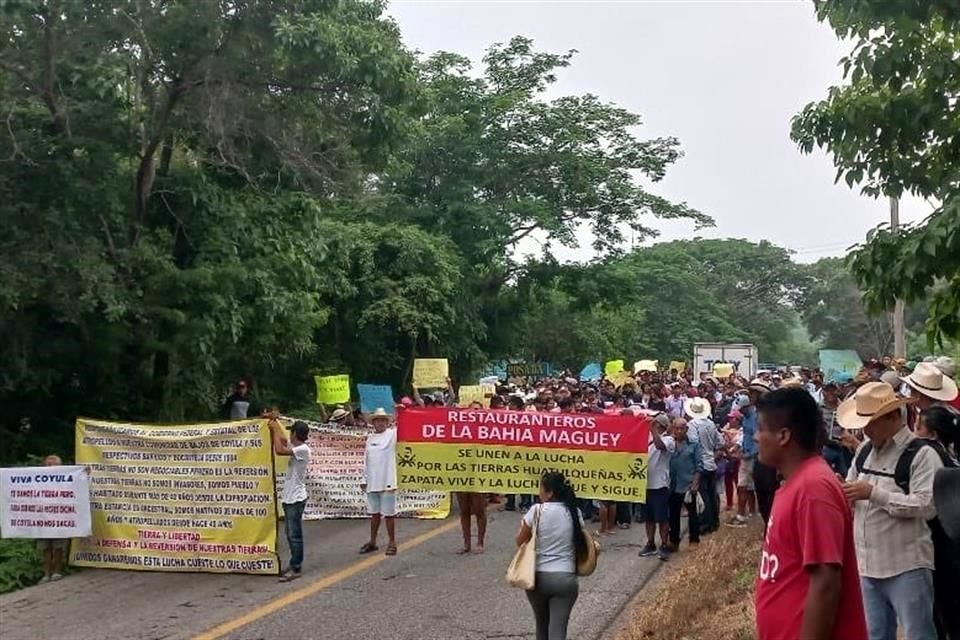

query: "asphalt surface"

left=0, top=508, right=672, bottom=640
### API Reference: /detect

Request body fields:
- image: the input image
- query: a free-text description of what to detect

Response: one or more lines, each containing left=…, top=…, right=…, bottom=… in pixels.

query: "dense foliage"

left=792, top=0, right=960, bottom=346
left=0, top=0, right=938, bottom=463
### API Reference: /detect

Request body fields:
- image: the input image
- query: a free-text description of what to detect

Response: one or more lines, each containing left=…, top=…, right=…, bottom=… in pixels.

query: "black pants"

left=615, top=502, right=634, bottom=525
left=754, top=460, right=778, bottom=527
left=698, top=470, right=719, bottom=533
left=668, top=492, right=700, bottom=547
left=933, top=524, right=960, bottom=640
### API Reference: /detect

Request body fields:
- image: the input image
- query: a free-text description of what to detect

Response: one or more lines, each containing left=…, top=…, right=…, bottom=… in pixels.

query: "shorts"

left=738, top=457, right=756, bottom=490
left=644, top=488, right=670, bottom=524
left=366, top=491, right=397, bottom=517
left=36, top=539, right=70, bottom=553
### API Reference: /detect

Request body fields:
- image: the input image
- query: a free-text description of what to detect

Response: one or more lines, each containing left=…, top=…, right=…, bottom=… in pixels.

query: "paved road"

left=0, top=508, right=669, bottom=640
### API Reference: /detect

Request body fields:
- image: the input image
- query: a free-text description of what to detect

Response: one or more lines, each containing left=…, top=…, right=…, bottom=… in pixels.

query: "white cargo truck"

left=693, top=343, right=759, bottom=380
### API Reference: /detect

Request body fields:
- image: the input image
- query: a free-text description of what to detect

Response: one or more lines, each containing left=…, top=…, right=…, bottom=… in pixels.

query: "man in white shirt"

left=268, top=414, right=311, bottom=581
left=665, top=385, right=685, bottom=418
left=360, top=408, right=399, bottom=556
left=639, top=414, right=676, bottom=561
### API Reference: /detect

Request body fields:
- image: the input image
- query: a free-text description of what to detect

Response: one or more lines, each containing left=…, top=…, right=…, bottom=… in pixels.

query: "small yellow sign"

left=413, top=358, right=449, bottom=389
left=604, top=360, right=625, bottom=377
left=315, top=374, right=350, bottom=404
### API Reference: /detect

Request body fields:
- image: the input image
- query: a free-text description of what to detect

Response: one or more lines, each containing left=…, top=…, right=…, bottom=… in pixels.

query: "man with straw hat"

left=901, top=361, right=958, bottom=410
left=360, top=408, right=399, bottom=556
left=684, top=396, right=721, bottom=534
left=839, top=382, right=943, bottom=640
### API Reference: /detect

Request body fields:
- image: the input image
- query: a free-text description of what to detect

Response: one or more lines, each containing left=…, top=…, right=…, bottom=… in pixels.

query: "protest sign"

left=71, top=419, right=279, bottom=575
left=0, top=466, right=91, bottom=539
left=357, top=384, right=395, bottom=415
left=413, top=359, right=448, bottom=389
left=604, top=360, right=625, bottom=377
left=479, top=375, right=500, bottom=387
left=669, top=361, right=686, bottom=374
left=506, top=361, right=552, bottom=379
left=458, top=385, right=486, bottom=407
left=633, top=360, right=658, bottom=373
left=275, top=420, right=449, bottom=520
left=713, top=363, right=734, bottom=379
left=397, top=408, right=650, bottom=500
left=820, top=349, right=863, bottom=383
left=315, top=374, right=350, bottom=404
left=609, top=371, right=633, bottom=389
left=580, top=362, right=602, bottom=382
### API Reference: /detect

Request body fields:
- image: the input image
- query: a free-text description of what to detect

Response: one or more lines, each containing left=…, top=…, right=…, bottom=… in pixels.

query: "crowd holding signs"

left=3, top=351, right=960, bottom=640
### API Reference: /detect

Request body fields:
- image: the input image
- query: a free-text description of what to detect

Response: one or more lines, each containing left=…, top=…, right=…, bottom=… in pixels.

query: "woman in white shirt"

left=515, top=471, right=587, bottom=640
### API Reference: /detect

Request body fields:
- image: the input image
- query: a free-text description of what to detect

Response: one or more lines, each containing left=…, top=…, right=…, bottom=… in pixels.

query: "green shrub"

left=0, top=538, right=43, bottom=593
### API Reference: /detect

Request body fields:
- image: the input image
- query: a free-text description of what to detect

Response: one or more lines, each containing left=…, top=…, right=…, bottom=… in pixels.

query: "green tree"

left=791, top=0, right=960, bottom=345
left=0, top=0, right=418, bottom=432
left=379, top=37, right=712, bottom=281
left=798, top=257, right=896, bottom=358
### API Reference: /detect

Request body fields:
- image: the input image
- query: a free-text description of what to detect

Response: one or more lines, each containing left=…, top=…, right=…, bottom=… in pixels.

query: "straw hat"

left=836, top=382, right=913, bottom=430
left=369, top=407, right=391, bottom=422
left=684, top=397, right=712, bottom=420
left=747, top=379, right=772, bottom=394
left=780, top=378, right=803, bottom=389
left=330, top=407, right=350, bottom=422
left=934, top=356, right=957, bottom=379
left=901, top=362, right=959, bottom=402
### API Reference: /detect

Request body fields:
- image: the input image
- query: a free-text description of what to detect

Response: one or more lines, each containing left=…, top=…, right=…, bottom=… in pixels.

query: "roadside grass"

left=616, top=518, right=763, bottom=640
left=0, top=538, right=43, bottom=594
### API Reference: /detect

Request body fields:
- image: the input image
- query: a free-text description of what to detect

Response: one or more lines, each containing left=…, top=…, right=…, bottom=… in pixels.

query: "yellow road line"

left=192, top=516, right=465, bottom=640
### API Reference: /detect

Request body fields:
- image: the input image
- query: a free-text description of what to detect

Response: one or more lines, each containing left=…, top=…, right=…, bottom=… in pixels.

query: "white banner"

left=0, top=466, right=92, bottom=538
left=276, top=420, right=450, bottom=520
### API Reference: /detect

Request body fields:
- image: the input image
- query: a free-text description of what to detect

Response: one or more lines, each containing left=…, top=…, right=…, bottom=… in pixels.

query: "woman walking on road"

left=515, top=471, right=588, bottom=640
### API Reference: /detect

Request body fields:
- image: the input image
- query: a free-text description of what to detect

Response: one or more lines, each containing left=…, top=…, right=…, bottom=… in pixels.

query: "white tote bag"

left=506, top=505, right=541, bottom=590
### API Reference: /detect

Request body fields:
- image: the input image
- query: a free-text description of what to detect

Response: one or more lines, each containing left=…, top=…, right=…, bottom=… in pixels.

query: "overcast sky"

left=387, top=0, right=932, bottom=264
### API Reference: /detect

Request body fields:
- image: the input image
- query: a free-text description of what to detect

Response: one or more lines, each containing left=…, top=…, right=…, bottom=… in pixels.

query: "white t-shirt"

left=364, top=428, right=397, bottom=492
left=522, top=502, right=584, bottom=573
left=647, top=434, right=676, bottom=490
left=281, top=443, right=310, bottom=504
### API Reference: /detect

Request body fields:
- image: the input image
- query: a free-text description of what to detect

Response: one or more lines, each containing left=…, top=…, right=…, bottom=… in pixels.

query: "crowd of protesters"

left=28, top=354, right=959, bottom=640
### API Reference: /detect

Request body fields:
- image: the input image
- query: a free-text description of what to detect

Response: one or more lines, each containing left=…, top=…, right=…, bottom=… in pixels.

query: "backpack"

left=853, top=438, right=956, bottom=494
left=853, top=437, right=960, bottom=575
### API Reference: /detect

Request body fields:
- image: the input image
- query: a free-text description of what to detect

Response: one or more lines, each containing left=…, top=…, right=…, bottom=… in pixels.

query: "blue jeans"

left=861, top=568, right=937, bottom=640
left=282, top=500, right=306, bottom=571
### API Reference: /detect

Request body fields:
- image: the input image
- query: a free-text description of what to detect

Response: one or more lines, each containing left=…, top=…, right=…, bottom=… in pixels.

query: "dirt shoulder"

left=611, top=518, right=763, bottom=640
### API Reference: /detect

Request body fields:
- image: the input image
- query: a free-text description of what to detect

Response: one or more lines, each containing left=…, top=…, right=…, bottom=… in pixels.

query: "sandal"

left=385, top=543, right=397, bottom=556
left=359, top=542, right=378, bottom=554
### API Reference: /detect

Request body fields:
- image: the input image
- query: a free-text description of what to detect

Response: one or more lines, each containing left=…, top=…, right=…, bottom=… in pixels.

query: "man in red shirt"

left=754, top=387, right=867, bottom=640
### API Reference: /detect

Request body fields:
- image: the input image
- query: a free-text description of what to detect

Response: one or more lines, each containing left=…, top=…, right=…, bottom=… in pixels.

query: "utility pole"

left=890, top=196, right=906, bottom=358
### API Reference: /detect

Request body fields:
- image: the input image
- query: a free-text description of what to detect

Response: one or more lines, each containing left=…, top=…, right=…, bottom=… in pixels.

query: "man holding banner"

left=268, top=413, right=311, bottom=582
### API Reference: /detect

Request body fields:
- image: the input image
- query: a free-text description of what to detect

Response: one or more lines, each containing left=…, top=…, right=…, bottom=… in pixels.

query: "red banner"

left=397, top=408, right=648, bottom=452
left=395, top=408, right=651, bottom=499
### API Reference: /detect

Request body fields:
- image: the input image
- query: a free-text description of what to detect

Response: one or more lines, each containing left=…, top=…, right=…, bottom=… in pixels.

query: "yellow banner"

left=274, top=419, right=449, bottom=520
left=458, top=384, right=495, bottom=408
left=713, top=363, right=734, bottom=379
left=315, top=374, right=350, bottom=404
left=71, top=419, right=279, bottom=575
left=413, top=358, right=448, bottom=388
left=397, top=443, right=648, bottom=500
left=604, top=359, right=625, bottom=377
